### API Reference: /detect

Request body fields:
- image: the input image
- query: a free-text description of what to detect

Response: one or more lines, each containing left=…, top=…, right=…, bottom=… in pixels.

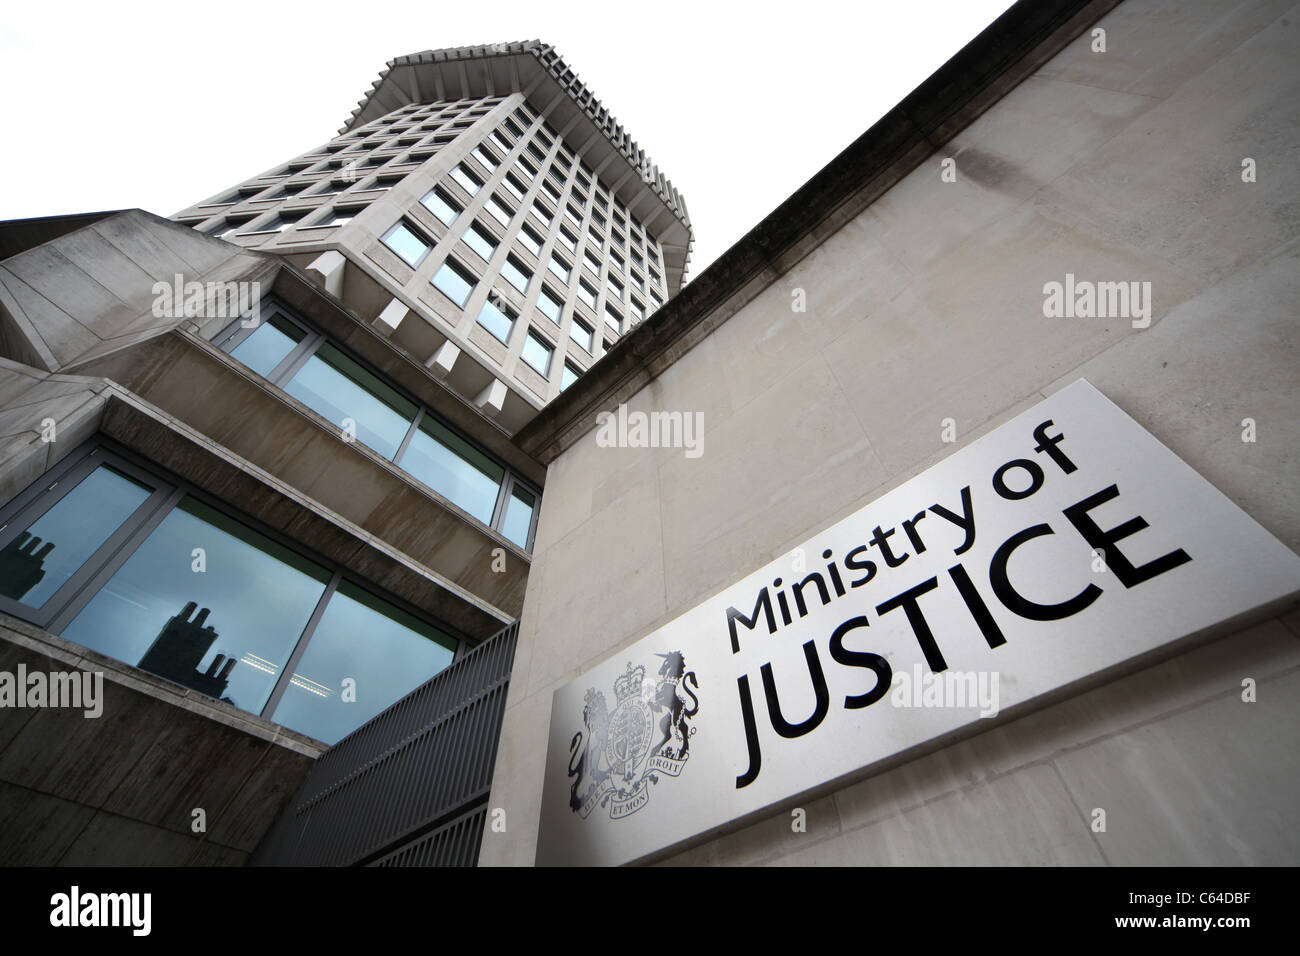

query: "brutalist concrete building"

left=0, top=43, right=690, bottom=865
left=3, top=0, right=1299, bottom=869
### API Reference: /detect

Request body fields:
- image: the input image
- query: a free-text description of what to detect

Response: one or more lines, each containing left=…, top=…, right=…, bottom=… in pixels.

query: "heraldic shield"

left=567, top=652, right=699, bottom=820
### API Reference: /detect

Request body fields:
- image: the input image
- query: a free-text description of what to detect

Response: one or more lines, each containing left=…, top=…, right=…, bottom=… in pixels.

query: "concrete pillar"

left=307, top=251, right=346, bottom=298
left=376, top=299, right=409, bottom=336
left=427, top=340, right=460, bottom=378
left=474, top=379, right=507, bottom=418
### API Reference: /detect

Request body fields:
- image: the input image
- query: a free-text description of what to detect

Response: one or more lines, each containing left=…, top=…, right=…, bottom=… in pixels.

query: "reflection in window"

left=399, top=417, right=504, bottom=525
left=61, top=497, right=331, bottom=714
left=283, top=344, right=417, bottom=459
left=0, top=465, right=152, bottom=608
left=270, top=580, right=456, bottom=744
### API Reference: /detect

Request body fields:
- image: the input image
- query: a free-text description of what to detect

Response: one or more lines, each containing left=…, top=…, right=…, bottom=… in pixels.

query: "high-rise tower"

left=172, top=43, right=693, bottom=433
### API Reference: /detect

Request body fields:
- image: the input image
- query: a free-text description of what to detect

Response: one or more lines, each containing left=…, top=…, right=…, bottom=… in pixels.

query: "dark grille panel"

left=251, top=620, right=518, bottom=867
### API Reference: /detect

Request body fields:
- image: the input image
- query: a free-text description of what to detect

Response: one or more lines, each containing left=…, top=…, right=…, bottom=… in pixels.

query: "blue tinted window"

left=501, top=486, right=535, bottom=549
left=229, top=314, right=305, bottom=377
left=0, top=465, right=152, bottom=608
left=271, top=580, right=456, bottom=744
left=399, top=417, right=504, bottom=525
left=61, top=497, right=331, bottom=713
left=283, top=344, right=416, bottom=459
left=432, top=261, right=475, bottom=306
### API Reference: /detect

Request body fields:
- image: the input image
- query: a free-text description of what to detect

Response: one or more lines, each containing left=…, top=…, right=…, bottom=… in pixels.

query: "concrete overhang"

left=512, top=0, right=1123, bottom=465
left=342, top=41, right=693, bottom=294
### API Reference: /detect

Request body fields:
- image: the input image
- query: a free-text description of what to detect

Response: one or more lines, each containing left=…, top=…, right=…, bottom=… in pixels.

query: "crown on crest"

left=613, top=662, right=645, bottom=702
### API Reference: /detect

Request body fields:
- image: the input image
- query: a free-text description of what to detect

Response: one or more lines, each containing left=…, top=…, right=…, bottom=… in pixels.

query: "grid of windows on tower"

left=180, top=92, right=675, bottom=399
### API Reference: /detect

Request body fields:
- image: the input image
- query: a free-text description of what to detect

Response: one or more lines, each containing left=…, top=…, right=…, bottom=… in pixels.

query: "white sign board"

left=536, top=380, right=1300, bottom=865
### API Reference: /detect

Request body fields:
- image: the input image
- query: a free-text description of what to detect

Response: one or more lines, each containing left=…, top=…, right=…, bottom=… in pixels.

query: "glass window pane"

left=398, top=417, right=504, bottom=524
left=561, top=363, right=578, bottom=390
left=420, top=189, right=459, bottom=226
left=476, top=299, right=514, bottom=343
left=270, top=580, right=456, bottom=744
left=501, top=486, right=535, bottom=549
left=61, top=497, right=331, bottom=713
left=382, top=222, right=429, bottom=267
left=284, top=344, right=417, bottom=459
left=538, top=288, right=561, bottom=323
left=570, top=320, right=593, bottom=352
left=228, top=314, right=305, bottom=377
left=521, top=333, right=552, bottom=375
left=501, top=258, right=530, bottom=294
left=432, top=261, right=474, bottom=306
left=464, top=224, right=496, bottom=261
left=0, top=464, right=153, bottom=608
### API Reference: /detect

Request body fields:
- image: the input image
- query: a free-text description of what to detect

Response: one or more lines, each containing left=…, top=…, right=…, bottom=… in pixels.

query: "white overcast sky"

left=0, top=0, right=1016, bottom=279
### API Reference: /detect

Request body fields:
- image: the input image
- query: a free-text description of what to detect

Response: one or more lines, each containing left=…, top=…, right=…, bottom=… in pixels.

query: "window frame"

left=0, top=436, right=474, bottom=734
left=212, top=299, right=541, bottom=548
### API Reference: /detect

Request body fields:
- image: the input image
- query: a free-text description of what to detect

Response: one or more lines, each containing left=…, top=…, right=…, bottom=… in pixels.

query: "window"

left=630, top=298, right=645, bottom=323
left=583, top=249, right=602, bottom=276
left=559, top=227, right=578, bottom=253
left=247, top=211, right=305, bottom=234
left=548, top=255, right=571, bottom=284
left=366, top=175, right=405, bottom=192
left=463, top=222, right=498, bottom=262
left=519, top=224, right=543, bottom=256
left=401, top=415, right=504, bottom=527
left=605, top=304, right=622, bottom=333
left=214, top=301, right=539, bottom=549
left=313, top=206, right=357, bottom=227
left=542, top=177, right=563, bottom=202
left=450, top=165, right=482, bottom=195
left=537, top=286, right=563, bottom=323
left=432, top=259, right=477, bottom=307
left=501, top=256, right=531, bottom=295
left=476, top=296, right=516, bottom=343
left=578, top=280, right=597, bottom=310
left=502, top=174, right=527, bottom=201
left=650, top=265, right=662, bottom=287
left=381, top=221, right=431, bottom=267
left=500, top=484, right=536, bottom=550
left=570, top=318, right=594, bottom=352
left=521, top=331, right=553, bottom=375
left=531, top=203, right=552, bottom=227
left=284, top=343, right=418, bottom=459
left=0, top=440, right=461, bottom=745
left=471, top=146, right=498, bottom=171
left=313, top=180, right=351, bottom=197
left=560, top=362, right=579, bottom=391
left=491, top=130, right=514, bottom=153
left=420, top=188, right=461, bottom=226
left=487, top=197, right=514, bottom=228
left=517, top=155, right=538, bottom=179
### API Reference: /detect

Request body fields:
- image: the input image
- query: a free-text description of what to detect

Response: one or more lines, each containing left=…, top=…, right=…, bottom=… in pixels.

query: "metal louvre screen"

left=250, top=620, right=518, bottom=867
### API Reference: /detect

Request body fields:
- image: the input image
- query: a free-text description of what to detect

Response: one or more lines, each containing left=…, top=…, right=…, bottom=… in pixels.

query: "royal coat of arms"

left=568, top=651, right=699, bottom=820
